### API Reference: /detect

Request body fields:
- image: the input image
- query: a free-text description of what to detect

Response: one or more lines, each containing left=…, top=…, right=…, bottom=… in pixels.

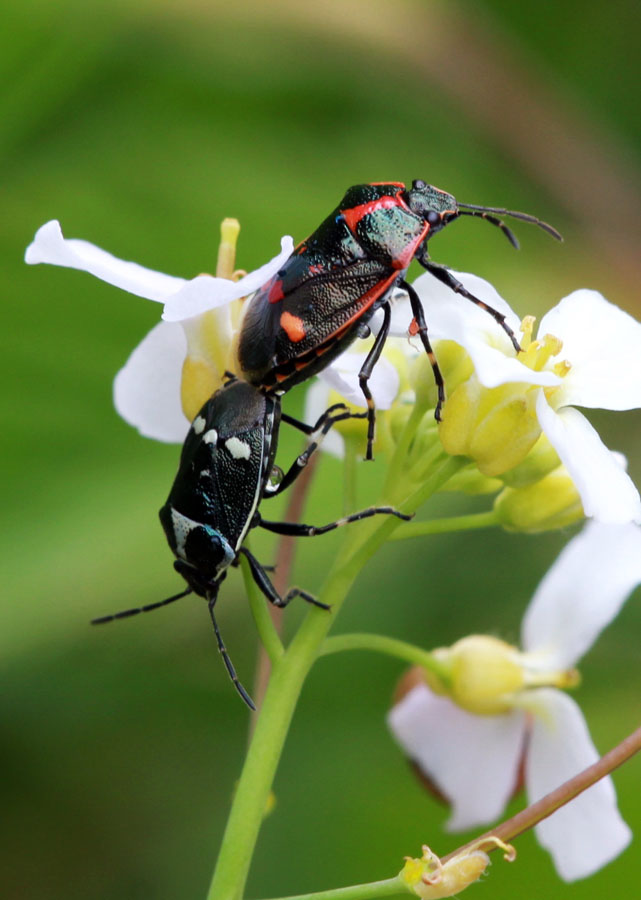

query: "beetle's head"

left=160, top=504, right=235, bottom=597
left=404, top=179, right=459, bottom=235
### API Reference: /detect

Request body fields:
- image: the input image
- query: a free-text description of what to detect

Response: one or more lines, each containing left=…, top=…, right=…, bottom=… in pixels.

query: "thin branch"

left=443, top=723, right=641, bottom=862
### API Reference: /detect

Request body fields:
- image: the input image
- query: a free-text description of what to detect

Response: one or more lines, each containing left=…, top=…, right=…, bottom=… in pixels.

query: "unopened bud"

left=500, top=434, right=561, bottom=488
left=427, top=636, right=525, bottom=715
left=439, top=378, right=541, bottom=477
left=494, top=465, right=584, bottom=533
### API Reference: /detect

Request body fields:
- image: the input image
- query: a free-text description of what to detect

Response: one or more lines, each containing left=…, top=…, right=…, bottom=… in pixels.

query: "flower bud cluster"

left=401, top=321, right=584, bottom=532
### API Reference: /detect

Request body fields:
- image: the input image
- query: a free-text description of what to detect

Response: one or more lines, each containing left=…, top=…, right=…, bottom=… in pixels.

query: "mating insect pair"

left=94, top=180, right=560, bottom=704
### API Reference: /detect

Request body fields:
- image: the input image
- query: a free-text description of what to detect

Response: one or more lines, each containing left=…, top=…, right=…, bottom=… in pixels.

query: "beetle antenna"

left=207, top=592, right=256, bottom=710
left=91, top=588, right=192, bottom=625
left=458, top=203, right=563, bottom=241
left=457, top=209, right=520, bottom=249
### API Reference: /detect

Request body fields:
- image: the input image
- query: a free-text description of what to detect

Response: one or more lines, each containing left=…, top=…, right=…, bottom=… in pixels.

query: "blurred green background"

left=3, top=1, right=641, bottom=897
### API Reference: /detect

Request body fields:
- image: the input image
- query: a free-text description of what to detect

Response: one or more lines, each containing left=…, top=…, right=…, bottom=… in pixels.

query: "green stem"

left=259, top=875, right=407, bottom=900
left=320, top=632, right=450, bottom=681
left=242, top=550, right=284, bottom=664
left=382, top=403, right=429, bottom=497
left=388, top=510, right=499, bottom=541
left=206, top=456, right=467, bottom=900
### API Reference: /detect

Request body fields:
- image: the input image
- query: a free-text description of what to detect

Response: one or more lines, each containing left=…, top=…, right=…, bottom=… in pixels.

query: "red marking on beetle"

left=308, top=263, right=324, bottom=275
left=268, top=279, right=285, bottom=304
left=370, top=181, right=405, bottom=187
left=275, top=372, right=289, bottom=383
left=280, top=311, right=306, bottom=342
left=409, top=318, right=419, bottom=337
left=342, top=195, right=404, bottom=232
left=296, top=243, right=307, bottom=255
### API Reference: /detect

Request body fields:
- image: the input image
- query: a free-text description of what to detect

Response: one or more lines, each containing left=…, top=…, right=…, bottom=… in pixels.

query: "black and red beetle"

left=237, top=180, right=561, bottom=459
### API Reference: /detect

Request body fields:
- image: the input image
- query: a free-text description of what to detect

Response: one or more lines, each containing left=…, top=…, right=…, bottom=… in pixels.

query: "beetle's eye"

left=426, top=210, right=441, bottom=226
left=413, top=179, right=427, bottom=190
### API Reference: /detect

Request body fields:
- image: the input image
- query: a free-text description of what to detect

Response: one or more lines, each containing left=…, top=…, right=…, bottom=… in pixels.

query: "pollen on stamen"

left=519, top=315, right=536, bottom=350
left=554, top=358, right=572, bottom=378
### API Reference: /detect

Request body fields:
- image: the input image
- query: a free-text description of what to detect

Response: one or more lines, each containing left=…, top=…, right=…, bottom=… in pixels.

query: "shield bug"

left=237, top=180, right=561, bottom=459
left=92, top=377, right=410, bottom=707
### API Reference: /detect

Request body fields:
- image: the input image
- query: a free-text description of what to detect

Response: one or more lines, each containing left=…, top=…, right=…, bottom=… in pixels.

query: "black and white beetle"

left=93, top=377, right=410, bottom=707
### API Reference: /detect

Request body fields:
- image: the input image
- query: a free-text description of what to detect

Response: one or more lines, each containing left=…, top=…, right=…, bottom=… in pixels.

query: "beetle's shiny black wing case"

left=164, top=381, right=278, bottom=552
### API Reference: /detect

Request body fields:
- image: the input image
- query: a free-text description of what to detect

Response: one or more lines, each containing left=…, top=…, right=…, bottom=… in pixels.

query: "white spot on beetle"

left=203, top=428, right=218, bottom=445
left=192, top=416, right=206, bottom=435
left=170, top=508, right=199, bottom=557
left=225, top=436, right=251, bottom=460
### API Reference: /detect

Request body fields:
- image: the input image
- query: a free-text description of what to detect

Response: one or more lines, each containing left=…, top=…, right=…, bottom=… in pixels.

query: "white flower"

left=394, top=273, right=641, bottom=524
left=388, top=521, right=641, bottom=881
left=25, top=220, right=294, bottom=441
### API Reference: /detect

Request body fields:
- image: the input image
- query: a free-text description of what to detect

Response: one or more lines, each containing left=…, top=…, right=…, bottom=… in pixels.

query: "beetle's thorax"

left=404, top=179, right=459, bottom=236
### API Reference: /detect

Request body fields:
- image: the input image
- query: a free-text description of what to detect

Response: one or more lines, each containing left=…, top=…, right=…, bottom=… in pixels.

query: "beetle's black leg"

left=238, top=546, right=330, bottom=610
left=91, top=588, right=192, bottom=625
left=358, top=301, right=392, bottom=461
left=207, top=589, right=256, bottom=710
left=256, top=504, right=411, bottom=538
left=399, top=279, right=446, bottom=422
left=281, top=402, right=352, bottom=436
left=266, top=406, right=368, bottom=498
left=415, top=257, right=521, bottom=353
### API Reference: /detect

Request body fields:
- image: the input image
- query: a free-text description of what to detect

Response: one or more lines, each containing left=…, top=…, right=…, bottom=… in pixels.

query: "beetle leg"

left=256, top=504, right=411, bottom=538
left=265, top=406, right=367, bottom=498
left=281, top=402, right=352, bottom=436
left=238, top=546, right=329, bottom=610
left=416, top=260, right=522, bottom=353
left=207, top=588, right=256, bottom=709
left=399, top=279, right=446, bottom=421
left=358, top=301, right=392, bottom=461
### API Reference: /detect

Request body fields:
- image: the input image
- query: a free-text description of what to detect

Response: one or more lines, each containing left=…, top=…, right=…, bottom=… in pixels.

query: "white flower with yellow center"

left=388, top=521, right=641, bottom=881
left=394, top=272, right=641, bottom=524
left=25, top=219, right=294, bottom=441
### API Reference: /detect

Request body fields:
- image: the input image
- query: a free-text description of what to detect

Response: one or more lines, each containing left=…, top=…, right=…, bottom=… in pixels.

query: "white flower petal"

left=539, top=290, right=641, bottom=410
left=113, top=321, right=190, bottom=442
left=522, top=521, right=641, bottom=667
left=536, top=392, right=641, bottom=523
left=25, top=220, right=185, bottom=302
left=402, top=272, right=560, bottom=390
left=302, top=381, right=344, bottom=458
left=25, top=221, right=295, bottom=325
left=318, top=351, right=400, bottom=410
left=526, top=689, right=631, bottom=881
left=387, top=683, right=525, bottom=831
left=161, top=235, right=294, bottom=322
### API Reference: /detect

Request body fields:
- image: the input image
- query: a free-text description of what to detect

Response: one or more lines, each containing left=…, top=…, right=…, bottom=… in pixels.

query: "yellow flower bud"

left=500, top=433, right=561, bottom=488
left=439, top=378, right=542, bottom=477
left=494, top=465, right=584, bottom=533
left=426, top=636, right=526, bottom=715
left=440, top=467, right=502, bottom=496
